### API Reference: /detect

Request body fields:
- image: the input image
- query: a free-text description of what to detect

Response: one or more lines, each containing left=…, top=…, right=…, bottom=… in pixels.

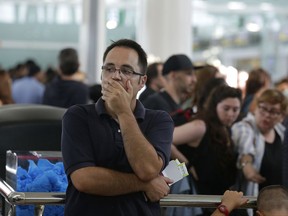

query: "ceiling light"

left=246, top=23, right=261, bottom=32
left=106, top=8, right=119, bottom=29
left=260, top=3, right=274, bottom=11
left=106, top=20, right=118, bottom=29
left=213, top=26, right=224, bottom=39
left=227, top=2, right=246, bottom=10
left=193, top=0, right=207, bottom=9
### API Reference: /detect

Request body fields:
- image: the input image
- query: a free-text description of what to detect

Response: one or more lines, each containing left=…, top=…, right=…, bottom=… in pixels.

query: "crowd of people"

left=0, top=38, right=288, bottom=216
left=0, top=48, right=92, bottom=108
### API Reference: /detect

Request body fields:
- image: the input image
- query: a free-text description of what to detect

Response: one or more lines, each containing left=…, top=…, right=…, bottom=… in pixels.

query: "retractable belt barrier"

left=0, top=178, right=257, bottom=216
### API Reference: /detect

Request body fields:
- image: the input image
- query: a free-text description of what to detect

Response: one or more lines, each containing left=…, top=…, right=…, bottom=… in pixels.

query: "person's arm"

left=231, top=121, right=256, bottom=159
left=170, top=144, right=189, bottom=163
left=211, top=190, right=248, bottom=216
left=102, top=79, right=173, bottom=181
left=71, top=166, right=173, bottom=201
left=173, top=119, right=206, bottom=148
left=240, top=154, right=266, bottom=183
left=232, top=122, right=266, bottom=183
left=117, top=111, right=169, bottom=181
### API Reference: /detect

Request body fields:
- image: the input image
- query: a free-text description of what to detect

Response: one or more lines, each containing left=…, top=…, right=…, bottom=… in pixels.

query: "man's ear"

left=141, top=75, right=146, bottom=85
left=139, top=75, right=147, bottom=88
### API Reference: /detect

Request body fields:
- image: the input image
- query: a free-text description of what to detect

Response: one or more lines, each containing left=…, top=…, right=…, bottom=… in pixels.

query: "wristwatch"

left=217, top=204, right=229, bottom=216
left=241, top=161, right=252, bottom=169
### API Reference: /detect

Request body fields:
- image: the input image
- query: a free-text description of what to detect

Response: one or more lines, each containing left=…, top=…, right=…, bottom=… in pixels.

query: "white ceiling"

left=193, top=0, right=288, bottom=14
left=3, top=0, right=288, bottom=14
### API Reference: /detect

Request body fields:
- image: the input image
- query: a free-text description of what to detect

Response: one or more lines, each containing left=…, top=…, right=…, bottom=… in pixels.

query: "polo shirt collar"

left=95, top=98, right=145, bottom=121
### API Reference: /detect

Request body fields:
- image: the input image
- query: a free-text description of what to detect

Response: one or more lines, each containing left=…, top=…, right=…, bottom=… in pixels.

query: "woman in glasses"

left=232, top=89, right=288, bottom=198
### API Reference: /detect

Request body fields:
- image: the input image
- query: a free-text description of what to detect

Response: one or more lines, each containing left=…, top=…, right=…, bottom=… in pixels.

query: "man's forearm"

left=117, top=112, right=163, bottom=181
left=71, top=166, right=145, bottom=196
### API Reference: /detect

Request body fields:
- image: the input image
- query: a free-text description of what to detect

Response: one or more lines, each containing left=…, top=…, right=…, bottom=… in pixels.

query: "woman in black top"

left=172, top=85, right=242, bottom=215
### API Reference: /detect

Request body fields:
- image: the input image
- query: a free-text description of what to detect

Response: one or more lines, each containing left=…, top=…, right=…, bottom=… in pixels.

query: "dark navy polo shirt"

left=62, top=99, right=173, bottom=216
left=143, top=91, right=180, bottom=114
left=43, top=77, right=89, bottom=108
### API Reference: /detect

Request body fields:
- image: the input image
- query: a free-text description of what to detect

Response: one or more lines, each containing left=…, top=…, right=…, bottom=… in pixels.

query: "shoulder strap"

left=243, top=120, right=256, bottom=147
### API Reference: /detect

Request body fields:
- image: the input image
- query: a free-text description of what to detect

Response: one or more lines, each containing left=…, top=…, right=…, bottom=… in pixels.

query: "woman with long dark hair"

left=172, top=85, right=242, bottom=215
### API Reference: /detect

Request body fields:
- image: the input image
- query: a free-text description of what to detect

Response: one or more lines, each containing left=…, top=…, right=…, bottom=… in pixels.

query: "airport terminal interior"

left=0, top=0, right=288, bottom=215
left=0, top=0, right=288, bottom=83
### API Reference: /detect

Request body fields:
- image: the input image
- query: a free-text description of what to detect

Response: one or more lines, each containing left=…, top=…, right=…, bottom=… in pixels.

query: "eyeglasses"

left=101, top=65, right=144, bottom=78
left=258, top=104, right=282, bottom=118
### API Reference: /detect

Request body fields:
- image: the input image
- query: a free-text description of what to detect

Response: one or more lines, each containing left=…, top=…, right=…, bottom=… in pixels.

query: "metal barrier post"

left=34, top=205, right=45, bottom=216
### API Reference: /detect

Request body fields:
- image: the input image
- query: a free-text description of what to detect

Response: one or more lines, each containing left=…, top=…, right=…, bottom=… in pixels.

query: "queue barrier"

left=0, top=177, right=257, bottom=216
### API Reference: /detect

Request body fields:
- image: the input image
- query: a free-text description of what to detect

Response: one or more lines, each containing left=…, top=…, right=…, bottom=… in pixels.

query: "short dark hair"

left=28, top=65, right=41, bottom=77
left=146, top=62, right=162, bottom=86
left=25, top=59, right=41, bottom=77
left=257, top=185, right=288, bottom=212
left=58, top=48, right=79, bottom=75
left=103, top=39, right=148, bottom=75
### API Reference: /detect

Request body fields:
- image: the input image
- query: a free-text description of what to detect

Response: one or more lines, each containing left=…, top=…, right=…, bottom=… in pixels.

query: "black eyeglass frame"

left=101, top=65, right=145, bottom=77
left=257, top=104, right=282, bottom=117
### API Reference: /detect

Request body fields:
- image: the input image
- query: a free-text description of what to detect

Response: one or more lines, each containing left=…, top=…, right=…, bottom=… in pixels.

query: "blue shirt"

left=12, top=77, right=44, bottom=104
left=61, top=99, right=173, bottom=216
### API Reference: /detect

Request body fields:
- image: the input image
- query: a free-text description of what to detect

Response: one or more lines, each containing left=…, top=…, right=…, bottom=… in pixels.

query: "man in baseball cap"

left=162, top=54, right=195, bottom=75
left=143, top=54, right=197, bottom=114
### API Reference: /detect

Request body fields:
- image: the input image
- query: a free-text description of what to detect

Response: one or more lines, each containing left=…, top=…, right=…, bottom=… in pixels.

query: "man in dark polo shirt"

left=43, top=48, right=89, bottom=108
left=61, top=39, right=174, bottom=216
